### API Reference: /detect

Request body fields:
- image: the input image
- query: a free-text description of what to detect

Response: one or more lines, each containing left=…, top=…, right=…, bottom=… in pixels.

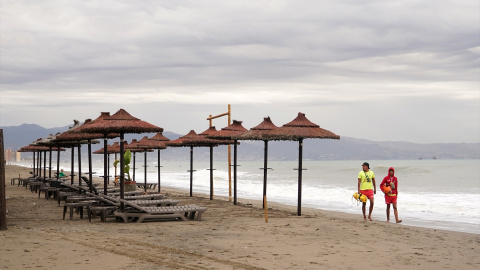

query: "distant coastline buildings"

left=3, top=149, right=21, bottom=164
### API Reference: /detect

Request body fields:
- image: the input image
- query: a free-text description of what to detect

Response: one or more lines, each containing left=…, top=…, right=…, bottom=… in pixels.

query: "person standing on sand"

left=358, top=162, right=376, bottom=221
left=380, top=167, right=402, bottom=223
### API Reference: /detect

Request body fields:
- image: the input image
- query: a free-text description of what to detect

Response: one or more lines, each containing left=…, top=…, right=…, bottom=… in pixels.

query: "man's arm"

left=372, top=177, right=376, bottom=194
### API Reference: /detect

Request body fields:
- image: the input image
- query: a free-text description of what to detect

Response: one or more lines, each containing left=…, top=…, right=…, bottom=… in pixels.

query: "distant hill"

left=1, top=123, right=478, bottom=161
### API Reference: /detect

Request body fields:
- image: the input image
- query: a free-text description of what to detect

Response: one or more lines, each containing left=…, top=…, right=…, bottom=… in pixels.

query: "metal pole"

left=120, top=133, right=125, bottom=209
left=228, top=104, right=232, bottom=202
left=0, top=129, right=7, bottom=230
left=133, top=152, right=136, bottom=182
left=234, top=139, right=238, bottom=205
left=297, top=139, right=303, bottom=216
left=209, top=145, right=213, bottom=200
left=144, top=150, right=147, bottom=193
left=37, top=151, right=40, bottom=177
left=43, top=151, right=46, bottom=180
left=70, top=146, right=75, bottom=185
left=189, top=146, right=193, bottom=197
left=103, top=137, right=108, bottom=195
left=108, top=154, right=110, bottom=184
left=263, top=140, right=268, bottom=209
left=88, top=139, right=93, bottom=193
left=32, top=151, right=36, bottom=177
left=157, top=149, right=161, bottom=193
left=56, top=147, right=60, bottom=181
left=78, top=144, right=82, bottom=186
left=49, top=147, right=52, bottom=178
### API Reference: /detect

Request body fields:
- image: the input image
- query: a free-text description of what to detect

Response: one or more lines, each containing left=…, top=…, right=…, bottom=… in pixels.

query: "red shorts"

left=360, top=189, right=374, bottom=199
left=385, top=194, right=397, bottom=204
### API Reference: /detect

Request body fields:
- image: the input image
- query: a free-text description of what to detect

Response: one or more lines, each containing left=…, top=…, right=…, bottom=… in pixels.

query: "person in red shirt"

left=380, top=167, right=402, bottom=223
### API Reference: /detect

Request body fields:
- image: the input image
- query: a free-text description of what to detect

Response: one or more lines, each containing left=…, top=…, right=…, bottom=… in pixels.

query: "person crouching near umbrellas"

left=380, top=167, right=402, bottom=223
left=358, top=162, right=376, bottom=221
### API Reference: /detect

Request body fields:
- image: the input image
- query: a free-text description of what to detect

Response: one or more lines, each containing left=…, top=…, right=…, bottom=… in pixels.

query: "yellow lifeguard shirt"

left=358, top=170, right=375, bottom=190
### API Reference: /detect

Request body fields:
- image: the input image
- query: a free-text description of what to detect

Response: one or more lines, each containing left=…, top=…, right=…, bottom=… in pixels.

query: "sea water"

left=14, top=158, right=480, bottom=234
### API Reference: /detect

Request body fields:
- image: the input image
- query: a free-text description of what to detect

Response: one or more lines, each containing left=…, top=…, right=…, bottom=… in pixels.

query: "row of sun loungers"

left=13, top=176, right=207, bottom=223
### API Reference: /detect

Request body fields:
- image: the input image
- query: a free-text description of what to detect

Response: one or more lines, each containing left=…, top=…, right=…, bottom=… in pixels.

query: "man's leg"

left=393, top=203, right=402, bottom=223
left=368, top=197, right=374, bottom=221
left=386, top=203, right=391, bottom=222
left=362, top=202, right=367, bottom=220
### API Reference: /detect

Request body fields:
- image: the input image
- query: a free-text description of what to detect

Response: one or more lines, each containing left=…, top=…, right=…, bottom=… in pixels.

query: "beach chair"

left=96, top=193, right=178, bottom=207
left=114, top=199, right=207, bottom=223
left=111, top=193, right=166, bottom=200
left=85, top=193, right=179, bottom=222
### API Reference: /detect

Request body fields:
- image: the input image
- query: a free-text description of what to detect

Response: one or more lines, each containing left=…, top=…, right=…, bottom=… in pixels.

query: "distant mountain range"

left=1, top=123, right=479, bottom=161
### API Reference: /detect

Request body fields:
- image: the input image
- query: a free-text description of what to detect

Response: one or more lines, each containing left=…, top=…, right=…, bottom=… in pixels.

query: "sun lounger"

left=114, top=199, right=206, bottom=223
left=95, top=193, right=177, bottom=207
left=120, top=193, right=165, bottom=200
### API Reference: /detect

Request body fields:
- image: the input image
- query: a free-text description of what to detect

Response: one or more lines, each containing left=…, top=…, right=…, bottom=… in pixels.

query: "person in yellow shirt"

left=358, top=162, right=376, bottom=221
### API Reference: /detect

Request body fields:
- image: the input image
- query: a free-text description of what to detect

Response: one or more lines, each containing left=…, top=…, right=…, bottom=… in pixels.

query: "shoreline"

left=10, top=161, right=479, bottom=235
left=2, top=165, right=479, bottom=269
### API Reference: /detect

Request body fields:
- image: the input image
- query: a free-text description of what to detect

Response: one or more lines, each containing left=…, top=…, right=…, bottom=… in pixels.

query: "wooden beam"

left=0, top=129, right=7, bottom=230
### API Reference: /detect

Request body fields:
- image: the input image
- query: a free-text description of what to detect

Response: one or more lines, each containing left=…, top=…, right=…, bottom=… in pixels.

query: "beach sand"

left=1, top=165, right=479, bottom=270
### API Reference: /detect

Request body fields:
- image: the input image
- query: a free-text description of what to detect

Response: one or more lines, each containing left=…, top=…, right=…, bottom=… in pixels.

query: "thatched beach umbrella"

left=198, top=126, right=234, bottom=200
left=166, top=130, right=219, bottom=197
left=29, top=138, right=57, bottom=180
left=18, top=144, right=51, bottom=178
left=268, top=112, right=340, bottom=216
left=35, top=133, right=70, bottom=180
left=78, top=108, right=163, bottom=205
left=130, top=136, right=167, bottom=192
left=148, top=132, right=170, bottom=193
left=51, top=120, right=82, bottom=184
left=207, top=120, right=247, bottom=205
left=34, top=134, right=56, bottom=179
left=234, top=117, right=279, bottom=208
left=71, top=112, right=119, bottom=194
left=17, top=146, right=37, bottom=176
left=29, top=139, right=49, bottom=179
left=55, top=119, right=101, bottom=192
left=95, top=141, right=124, bottom=184
left=93, top=141, right=121, bottom=182
left=125, top=138, right=151, bottom=183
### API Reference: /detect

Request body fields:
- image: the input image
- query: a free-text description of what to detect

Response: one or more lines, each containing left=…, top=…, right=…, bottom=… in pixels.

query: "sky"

left=1, top=0, right=479, bottom=144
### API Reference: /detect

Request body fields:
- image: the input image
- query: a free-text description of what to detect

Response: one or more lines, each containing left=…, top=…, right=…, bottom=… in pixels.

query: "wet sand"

left=1, top=165, right=479, bottom=269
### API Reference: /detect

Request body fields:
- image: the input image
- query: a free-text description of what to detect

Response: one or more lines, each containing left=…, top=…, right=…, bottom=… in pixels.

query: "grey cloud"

left=0, top=0, right=478, bottom=143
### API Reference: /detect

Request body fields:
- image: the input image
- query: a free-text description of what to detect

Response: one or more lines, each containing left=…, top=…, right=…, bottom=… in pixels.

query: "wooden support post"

left=0, top=129, right=7, bottom=230
left=227, top=104, right=232, bottom=202
left=206, top=104, right=232, bottom=202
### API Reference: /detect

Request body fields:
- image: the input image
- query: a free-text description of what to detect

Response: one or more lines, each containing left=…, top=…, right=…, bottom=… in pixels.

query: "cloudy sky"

left=1, top=0, right=479, bottom=143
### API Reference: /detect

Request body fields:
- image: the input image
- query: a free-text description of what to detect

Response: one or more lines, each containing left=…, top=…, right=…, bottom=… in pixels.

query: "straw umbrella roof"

left=166, top=130, right=219, bottom=147
left=125, top=139, right=152, bottom=152
left=78, top=108, right=163, bottom=134
left=234, top=117, right=279, bottom=141
left=206, top=120, right=248, bottom=140
left=70, top=112, right=120, bottom=138
left=268, top=112, right=340, bottom=141
left=55, top=118, right=114, bottom=142
left=135, top=136, right=167, bottom=150
left=102, top=141, right=122, bottom=154
left=198, top=126, right=235, bottom=145
left=18, top=144, right=52, bottom=152
left=94, top=142, right=125, bottom=154
left=149, top=132, right=171, bottom=142
left=30, top=136, right=69, bottom=150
